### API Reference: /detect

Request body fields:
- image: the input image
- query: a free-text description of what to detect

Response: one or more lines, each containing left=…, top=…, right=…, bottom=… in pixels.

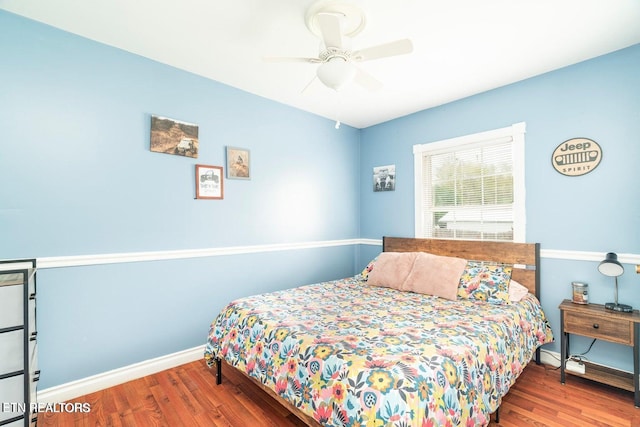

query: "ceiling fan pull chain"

left=335, top=91, right=342, bottom=129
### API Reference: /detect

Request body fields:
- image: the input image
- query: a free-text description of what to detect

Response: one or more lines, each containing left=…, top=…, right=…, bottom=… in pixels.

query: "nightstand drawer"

left=563, top=311, right=632, bottom=345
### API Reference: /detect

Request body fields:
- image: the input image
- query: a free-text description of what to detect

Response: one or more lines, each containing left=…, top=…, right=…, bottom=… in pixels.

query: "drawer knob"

left=593, top=323, right=599, bottom=329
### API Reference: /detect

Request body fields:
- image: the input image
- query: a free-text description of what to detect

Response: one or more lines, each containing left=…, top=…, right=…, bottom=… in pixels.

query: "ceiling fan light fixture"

left=316, top=58, right=356, bottom=91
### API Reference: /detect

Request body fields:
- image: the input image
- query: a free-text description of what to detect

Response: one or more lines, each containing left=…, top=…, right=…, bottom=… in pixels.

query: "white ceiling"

left=2, top=0, right=640, bottom=128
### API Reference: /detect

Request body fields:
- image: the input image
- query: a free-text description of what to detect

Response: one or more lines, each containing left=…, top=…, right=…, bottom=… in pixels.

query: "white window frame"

left=413, top=122, right=526, bottom=242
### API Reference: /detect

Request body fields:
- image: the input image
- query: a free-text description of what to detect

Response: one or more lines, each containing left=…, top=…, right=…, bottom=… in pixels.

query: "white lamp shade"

left=316, top=58, right=356, bottom=91
left=598, top=252, right=624, bottom=277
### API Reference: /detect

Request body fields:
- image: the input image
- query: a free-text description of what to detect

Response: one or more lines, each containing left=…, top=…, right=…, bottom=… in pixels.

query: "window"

left=413, top=122, right=526, bottom=242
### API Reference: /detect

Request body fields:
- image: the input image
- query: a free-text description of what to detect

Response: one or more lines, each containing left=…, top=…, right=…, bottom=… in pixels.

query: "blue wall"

left=359, top=44, right=640, bottom=372
left=0, top=11, right=361, bottom=388
left=2, top=9, right=639, bottom=388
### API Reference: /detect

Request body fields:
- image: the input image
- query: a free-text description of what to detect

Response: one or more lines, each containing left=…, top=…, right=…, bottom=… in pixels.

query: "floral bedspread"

left=205, top=277, right=553, bottom=427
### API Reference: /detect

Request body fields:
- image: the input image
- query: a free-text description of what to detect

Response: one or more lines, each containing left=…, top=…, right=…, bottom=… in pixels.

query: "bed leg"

left=535, top=347, right=541, bottom=365
left=215, top=358, right=222, bottom=385
left=494, top=407, right=500, bottom=423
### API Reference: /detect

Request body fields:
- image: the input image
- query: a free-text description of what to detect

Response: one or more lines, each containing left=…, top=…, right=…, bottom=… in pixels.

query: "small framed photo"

left=226, top=146, right=250, bottom=179
left=373, top=164, right=395, bottom=192
left=195, top=165, right=223, bottom=200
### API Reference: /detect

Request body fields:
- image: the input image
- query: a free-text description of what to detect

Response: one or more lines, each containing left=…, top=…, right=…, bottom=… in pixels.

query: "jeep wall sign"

left=551, top=137, right=602, bottom=176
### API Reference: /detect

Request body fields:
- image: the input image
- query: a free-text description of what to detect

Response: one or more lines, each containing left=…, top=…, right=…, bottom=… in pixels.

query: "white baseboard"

left=37, top=345, right=205, bottom=403
left=539, top=348, right=561, bottom=367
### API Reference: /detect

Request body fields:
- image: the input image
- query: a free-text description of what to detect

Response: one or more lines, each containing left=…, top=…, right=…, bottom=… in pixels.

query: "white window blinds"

left=414, top=123, right=526, bottom=242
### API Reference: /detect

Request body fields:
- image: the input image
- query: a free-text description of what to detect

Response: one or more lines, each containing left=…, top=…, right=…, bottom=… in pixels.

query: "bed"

left=204, top=237, right=554, bottom=426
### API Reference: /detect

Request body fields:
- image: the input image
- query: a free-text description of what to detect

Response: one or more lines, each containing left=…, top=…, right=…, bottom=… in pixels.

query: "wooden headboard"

left=382, top=237, right=540, bottom=298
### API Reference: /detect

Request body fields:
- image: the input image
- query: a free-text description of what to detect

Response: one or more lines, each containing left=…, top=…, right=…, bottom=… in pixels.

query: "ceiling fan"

left=265, top=0, right=413, bottom=92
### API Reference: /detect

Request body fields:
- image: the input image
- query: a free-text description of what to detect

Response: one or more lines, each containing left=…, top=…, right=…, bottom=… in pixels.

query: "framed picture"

left=195, top=165, right=223, bottom=200
left=226, top=146, right=250, bottom=179
left=373, top=164, right=395, bottom=192
left=150, top=115, right=199, bottom=158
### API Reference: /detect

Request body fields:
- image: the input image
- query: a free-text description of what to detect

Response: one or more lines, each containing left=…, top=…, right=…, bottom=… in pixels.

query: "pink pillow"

left=366, top=252, right=418, bottom=290
left=508, top=279, right=529, bottom=302
left=403, top=252, right=468, bottom=300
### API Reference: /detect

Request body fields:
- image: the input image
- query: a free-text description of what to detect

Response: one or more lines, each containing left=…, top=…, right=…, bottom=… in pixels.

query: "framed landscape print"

left=195, top=165, right=223, bottom=200
left=150, top=115, right=199, bottom=158
left=226, top=146, right=250, bottom=179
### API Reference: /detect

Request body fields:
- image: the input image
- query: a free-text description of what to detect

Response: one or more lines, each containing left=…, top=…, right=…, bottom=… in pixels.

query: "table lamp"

left=598, top=252, right=632, bottom=312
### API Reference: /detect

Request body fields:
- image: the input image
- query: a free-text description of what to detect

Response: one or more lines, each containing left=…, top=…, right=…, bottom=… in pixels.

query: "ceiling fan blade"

left=353, top=66, right=383, bottom=91
left=352, top=39, right=413, bottom=62
left=316, top=12, right=343, bottom=49
left=262, top=56, right=321, bottom=63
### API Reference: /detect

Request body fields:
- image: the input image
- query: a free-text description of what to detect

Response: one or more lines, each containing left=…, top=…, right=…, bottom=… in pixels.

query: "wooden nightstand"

left=559, top=299, right=640, bottom=408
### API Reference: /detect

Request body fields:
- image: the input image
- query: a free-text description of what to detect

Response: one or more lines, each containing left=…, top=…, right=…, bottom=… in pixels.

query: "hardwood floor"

left=39, top=360, right=638, bottom=427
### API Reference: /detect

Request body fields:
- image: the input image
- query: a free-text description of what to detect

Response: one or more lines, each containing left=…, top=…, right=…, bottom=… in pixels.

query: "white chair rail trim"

left=541, top=249, right=640, bottom=264
left=37, top=239, right=363, bottom=269
left=33, top=239, right=640, bottom=269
